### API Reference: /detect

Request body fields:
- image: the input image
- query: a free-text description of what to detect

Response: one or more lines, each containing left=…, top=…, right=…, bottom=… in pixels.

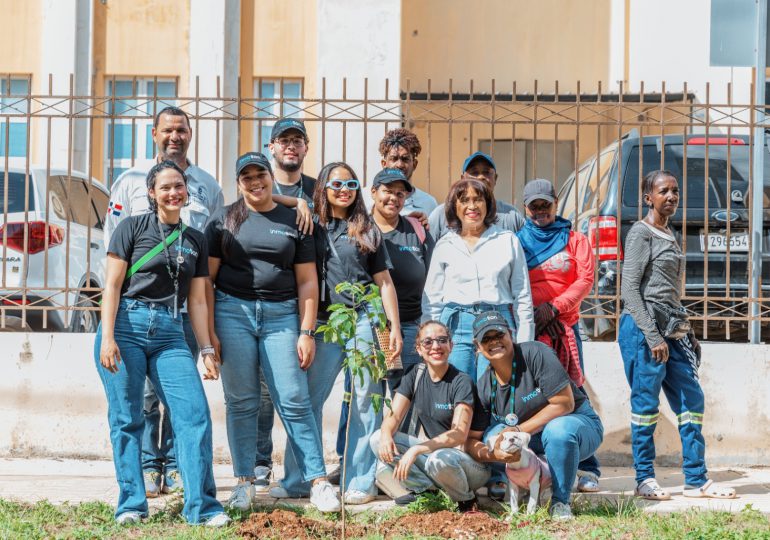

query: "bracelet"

left=200, top=346, right=216, bottom=356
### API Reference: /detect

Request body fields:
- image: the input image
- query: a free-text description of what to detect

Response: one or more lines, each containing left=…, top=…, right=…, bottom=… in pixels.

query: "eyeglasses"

left=273, top=137, right=306, bottom=148
left=419, top=336, right=450, bottom=348
left=325, top=179, right=360, bottom=191
left=480, top=331, right=506, bottom=344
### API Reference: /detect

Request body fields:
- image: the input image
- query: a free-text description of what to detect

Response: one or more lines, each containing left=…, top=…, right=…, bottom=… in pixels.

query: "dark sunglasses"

left=419, top=336, right=451, bottom=348
left=325, top=179, right=360, bottom=191
left=480, top=330, right=506, bottom=344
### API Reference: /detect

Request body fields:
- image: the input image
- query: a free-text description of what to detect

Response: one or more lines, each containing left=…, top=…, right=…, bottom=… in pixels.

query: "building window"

left=253, top=78, right=303, bottom=152
left=0, top=78, right=30, bottom=158
left=105, top=78, right=177, bottom=185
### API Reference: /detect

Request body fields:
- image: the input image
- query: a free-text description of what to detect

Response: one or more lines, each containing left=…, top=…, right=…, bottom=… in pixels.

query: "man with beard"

left=104, top=106, right=224, bottom=498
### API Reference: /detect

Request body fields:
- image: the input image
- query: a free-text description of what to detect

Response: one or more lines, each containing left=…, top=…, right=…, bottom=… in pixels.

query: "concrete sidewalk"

left=1, top=458, right=768, bottom=514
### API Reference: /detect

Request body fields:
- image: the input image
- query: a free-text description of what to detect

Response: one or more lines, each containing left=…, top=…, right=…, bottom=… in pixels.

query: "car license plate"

left=699, top=231, right=749, bottom=252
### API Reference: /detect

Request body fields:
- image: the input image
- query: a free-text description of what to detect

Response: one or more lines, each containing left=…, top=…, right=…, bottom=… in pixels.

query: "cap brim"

left=237, top=161, right=270, bottom=176
left=523, top=193, right=556, bottom=206
left=272, top=126, right=307, bottom=140
left=464, top=155, right=496, bottom=172
left=475, top=324, right=509, bottom=342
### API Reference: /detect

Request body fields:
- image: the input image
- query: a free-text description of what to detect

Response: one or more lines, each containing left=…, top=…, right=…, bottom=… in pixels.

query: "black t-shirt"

left=398, top=364, right=475, bottom=439
left=471, top=341, right=586, bottom=433
left=272, top=174, right=315, bottom=207
left=315, top=218, right=392, bottom=319
left=205, top=203, right=315, bottom=301
left=108, top=212, right=208, bottom=308
left=379, top=217, right=435, bottom=323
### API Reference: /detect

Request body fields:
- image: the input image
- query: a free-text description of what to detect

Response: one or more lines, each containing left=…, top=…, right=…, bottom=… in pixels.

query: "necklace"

left=489, top=359, right=518, bottom=427
left=156, top=215, right=185, bottom=318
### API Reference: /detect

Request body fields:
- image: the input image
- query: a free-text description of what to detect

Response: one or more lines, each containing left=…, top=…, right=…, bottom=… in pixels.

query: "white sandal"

left=634, top=478, right=671, bottom=500
left=682, top=479, right=736, bottom=499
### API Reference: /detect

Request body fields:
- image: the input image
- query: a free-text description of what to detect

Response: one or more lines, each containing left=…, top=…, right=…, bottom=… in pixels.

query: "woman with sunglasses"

left=370, top=321, right=489, bottom=512
left=465, top=311, right=604, bottom=521
left=515, top=178, right=601, bottom=493
left=205, top=152, right=340, bottom=513
left=271, top=162, right=402, bottom=505
left=423, top=178, right=534, bottom=382
left=96, top=160, right=228, bottom=527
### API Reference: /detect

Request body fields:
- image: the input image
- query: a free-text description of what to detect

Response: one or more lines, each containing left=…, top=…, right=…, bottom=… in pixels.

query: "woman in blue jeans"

left=422, top=179, right=534, bottom=382
left=466, top=311, right=603, bottom=521
left=95, top=161, right=228, bottom=527
left=273, top=161, right=402, bottom=505
left=204, top=152, right=340, bottom=513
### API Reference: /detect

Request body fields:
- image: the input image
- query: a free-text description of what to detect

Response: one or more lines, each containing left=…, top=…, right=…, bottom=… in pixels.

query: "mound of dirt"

left=238, top=509, right=365, bottom=540
left=386, top=510, right=510, bottom=539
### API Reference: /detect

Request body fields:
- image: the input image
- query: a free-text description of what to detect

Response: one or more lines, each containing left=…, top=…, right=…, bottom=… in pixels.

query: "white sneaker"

left=269, top=485, right=292, bottom=498
left=115, top=511, right=142, bottom=525
left=577, top=471, right=600, bottom=493
left=253, top=465, right=272, bottom=494
left=227, top=481, right=255, bottom=511
left=343, top=489, right=375, bottom=505
left=550, top=501, right=574, bottom=521
left=310, top=480, right=341, bottom=512
left=205, top=512, right=232, bottom=528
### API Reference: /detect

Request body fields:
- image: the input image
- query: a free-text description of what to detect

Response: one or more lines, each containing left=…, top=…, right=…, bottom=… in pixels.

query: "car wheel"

left=69, top=292, right=100, bottom=333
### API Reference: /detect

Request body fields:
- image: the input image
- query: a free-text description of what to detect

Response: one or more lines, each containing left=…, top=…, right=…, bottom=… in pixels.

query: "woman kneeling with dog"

left=370, top=321, right=490, bottom=512
left=465, top=311, right=603, bottom=521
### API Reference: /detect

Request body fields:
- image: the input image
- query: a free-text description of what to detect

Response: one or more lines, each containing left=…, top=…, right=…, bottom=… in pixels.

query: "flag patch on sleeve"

left=108, top=201, right=123, bottom=216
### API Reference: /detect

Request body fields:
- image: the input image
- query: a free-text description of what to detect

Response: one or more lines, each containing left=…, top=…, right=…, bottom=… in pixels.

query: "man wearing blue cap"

left=427, top=152, right=526, bottom=241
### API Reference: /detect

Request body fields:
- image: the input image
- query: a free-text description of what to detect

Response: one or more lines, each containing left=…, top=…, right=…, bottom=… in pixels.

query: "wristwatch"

left=299, top=329, right=314, bottom=337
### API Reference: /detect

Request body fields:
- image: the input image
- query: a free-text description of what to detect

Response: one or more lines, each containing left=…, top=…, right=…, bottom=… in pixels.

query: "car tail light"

left=687, top=137, right=746, bottom=145
left=2, top=298, right=29, bottom=306
left=588, top=216, right=623, bottom=261
left=0, top=222, right=64, bottom=254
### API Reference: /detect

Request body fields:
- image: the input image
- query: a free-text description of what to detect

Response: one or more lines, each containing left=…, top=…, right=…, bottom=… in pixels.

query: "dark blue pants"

left=573, top=323, right=601, bottom=478
left=618, top=313, right=707, bottom=486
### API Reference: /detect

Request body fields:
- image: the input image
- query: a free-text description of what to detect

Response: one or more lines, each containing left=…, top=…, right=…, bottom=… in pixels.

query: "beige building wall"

left=0, top=1, right=42, bottom=78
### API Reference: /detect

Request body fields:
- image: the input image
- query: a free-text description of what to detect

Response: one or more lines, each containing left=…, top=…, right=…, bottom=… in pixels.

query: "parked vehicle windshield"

left=0, top=172, right=35, bottom=214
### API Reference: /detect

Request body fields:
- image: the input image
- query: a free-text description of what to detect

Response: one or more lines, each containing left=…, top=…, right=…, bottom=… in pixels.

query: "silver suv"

left=0, top=162, right=108, bottom=331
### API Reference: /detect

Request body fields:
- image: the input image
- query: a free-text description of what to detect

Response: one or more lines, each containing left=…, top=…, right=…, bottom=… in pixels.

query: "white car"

left=0, top=162, right=108, bottom=332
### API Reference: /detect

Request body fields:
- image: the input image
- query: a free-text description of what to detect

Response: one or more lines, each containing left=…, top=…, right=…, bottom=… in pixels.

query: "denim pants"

left=525, top=400, right=604, bottom=505
left=617, top=313, right=707, bottom=487
left=254, top=375, right=275, bottom=468
left=369, top=429, right=490, bottom=502
left=94, top=300, right=222, bottom=523
left=439, top=303, right=515, bottom=382
left=215, top=291, right=326, bottom=482
left=282, top=309, right=382, bottom=496
left=141, top=313, right=199, bottom=473
left=572, top=322, right=601, bottom=478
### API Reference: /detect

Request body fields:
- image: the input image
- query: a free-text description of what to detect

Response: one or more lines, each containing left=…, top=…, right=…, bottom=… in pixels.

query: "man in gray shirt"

left=104, top=106, right=224, bottom=498
left=427, top=151, right=525, bottom=241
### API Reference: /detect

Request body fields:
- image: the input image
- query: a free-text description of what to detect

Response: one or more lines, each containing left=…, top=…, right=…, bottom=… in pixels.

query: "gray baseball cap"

left=523, top=178, right=556, bottom=206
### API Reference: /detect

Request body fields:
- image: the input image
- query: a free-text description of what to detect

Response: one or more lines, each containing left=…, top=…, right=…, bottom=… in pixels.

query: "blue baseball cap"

left=472, top=311, right=511, bottom=341
left=372, top=168, right=414, bottom=192
left=462, top=151, right=496, bottom=173
left=271, top=118, right=307, bottom=140
left=236, top=152, right=272, bottom=176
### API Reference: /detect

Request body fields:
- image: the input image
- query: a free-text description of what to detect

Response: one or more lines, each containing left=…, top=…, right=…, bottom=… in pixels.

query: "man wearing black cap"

left=427, top=151, right=526, bottom=241
left=104, top=106, right=224, bottom=498
left=465, top=311, right=604, bottom=521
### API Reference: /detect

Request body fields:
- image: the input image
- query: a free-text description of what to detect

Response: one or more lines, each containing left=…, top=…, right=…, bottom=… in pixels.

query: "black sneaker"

left=327, top=465, right=341, bottom=486
left=457, top=496, right=480, bottom=513
left=394, top=492, right=418, bottom=506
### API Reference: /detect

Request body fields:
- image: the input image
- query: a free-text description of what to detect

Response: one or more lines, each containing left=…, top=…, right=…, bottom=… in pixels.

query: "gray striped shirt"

left=621, top=221, right=685, bottom=348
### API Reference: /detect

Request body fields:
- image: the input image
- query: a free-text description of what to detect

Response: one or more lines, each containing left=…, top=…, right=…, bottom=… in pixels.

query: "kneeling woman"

left=465, top=311, right=603, bottom=521
left=371, top=321, right=489, bottom=511
left=205, top=153, right=340, bottom=513
left=95, top=161, right=228, bottom=526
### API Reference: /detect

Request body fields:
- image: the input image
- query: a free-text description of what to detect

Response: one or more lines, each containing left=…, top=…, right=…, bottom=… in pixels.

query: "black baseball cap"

left=523, top=178, right=557, bottom=206
left=472, top=311, right=511, bottom=342
left=271, top=118, right=307, bottom=140
left=462, top=151, right=496, bottom=173
left=372, top=168, right=414, bottom=192
left=236, top=152, right=272, bottom=176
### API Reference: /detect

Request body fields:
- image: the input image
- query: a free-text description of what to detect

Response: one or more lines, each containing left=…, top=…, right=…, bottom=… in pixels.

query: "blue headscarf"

left=516, top=216, right=572, bottom=270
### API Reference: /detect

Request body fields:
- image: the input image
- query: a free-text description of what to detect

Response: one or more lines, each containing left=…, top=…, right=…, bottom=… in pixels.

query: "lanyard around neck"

left=490, top=359, right=519, bottom=427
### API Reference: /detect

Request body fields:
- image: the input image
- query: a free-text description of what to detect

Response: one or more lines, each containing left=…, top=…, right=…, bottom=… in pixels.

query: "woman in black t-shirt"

left=204, top=152, right=340, bottom=513
left=370, top=321, right=489, bottom=511
left=95, top=161, right=228, bottom=527
left=464, top=311, right=603, bottom=521
left=278, top=161, right=402, bottom=506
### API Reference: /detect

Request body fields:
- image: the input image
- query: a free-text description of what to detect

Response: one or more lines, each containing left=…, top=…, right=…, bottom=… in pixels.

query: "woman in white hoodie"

left=422, top=178, right=534, bottom=382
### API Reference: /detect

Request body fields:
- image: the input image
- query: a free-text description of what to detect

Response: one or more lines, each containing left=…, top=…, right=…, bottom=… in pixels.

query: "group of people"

left=94, top=107, right=735, bottom=527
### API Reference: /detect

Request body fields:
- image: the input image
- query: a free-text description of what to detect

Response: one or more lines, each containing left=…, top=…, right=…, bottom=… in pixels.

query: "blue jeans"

left=254, top=375, right=275, bottom=468
left=439, top=303, right=515, bottom=382
left=94, top=300, right=222, bottom=523
left=528, top=401, right=604, bottom=505
left=215, top=291, right=325, bottom=482
left=141, top=313, right=199, bottom=473
left=282, top=310, right=382, bottom=496
left=618, top=313, right=707, bottom=487
left=572, top=322, right=601, bottom=478
left=370, top=430, right=490, bottom=502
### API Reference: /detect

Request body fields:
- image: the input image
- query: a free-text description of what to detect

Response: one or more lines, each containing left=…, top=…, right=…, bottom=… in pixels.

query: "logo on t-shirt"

left=399, top=245, right=421, bottom=253
left=434, top=402, right=453, bottom=410
left=270, top=228, right=298, bottom=239
left=521, top=388, right=542, bottom=403
left=176, top=246, right=199, bottom=258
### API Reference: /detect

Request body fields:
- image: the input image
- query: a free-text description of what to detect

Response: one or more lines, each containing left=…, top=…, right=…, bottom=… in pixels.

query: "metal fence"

left=2, top=74, right=769, bottom=341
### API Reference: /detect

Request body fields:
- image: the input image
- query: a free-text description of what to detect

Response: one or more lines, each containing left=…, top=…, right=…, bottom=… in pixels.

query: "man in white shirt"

left=105, top=106, right=224, bottom=498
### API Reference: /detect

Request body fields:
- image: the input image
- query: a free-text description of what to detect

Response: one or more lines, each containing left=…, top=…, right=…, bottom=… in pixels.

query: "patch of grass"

left=405, top=490, right=457, bottom=513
